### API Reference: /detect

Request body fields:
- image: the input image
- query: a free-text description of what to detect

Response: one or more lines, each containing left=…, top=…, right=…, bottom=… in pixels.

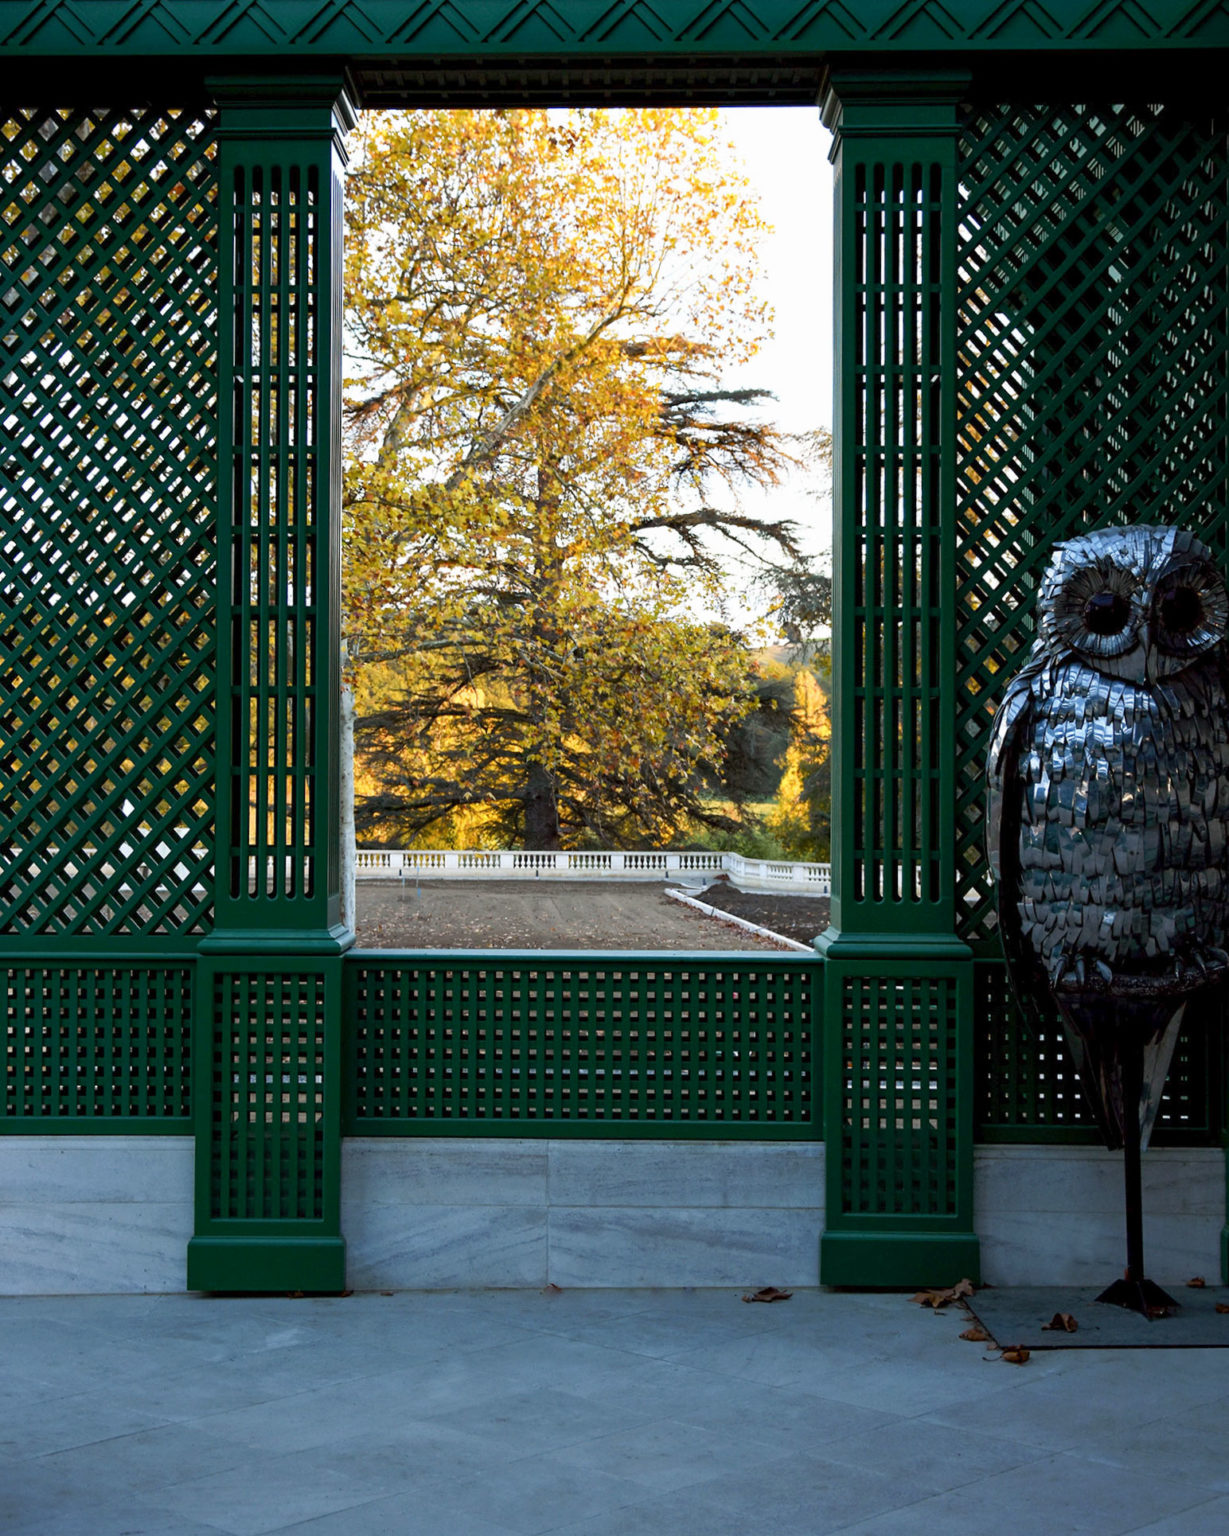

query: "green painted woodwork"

left=820, top=956, right=979, bottom=1284
left=820, top=1232, right=981, bottom=1287
left=2, top=962, right=193, bottom=1131
left=953, top=100, right=1229, bottom=1276
left=0, top=32, right=1226, bottom=1294
left=186, top=82, right=353, bottom=1290
left=817, top=71, right=979, bottom=1286
left=344, top=951, right=821, bottom=1138
left=187, top=952, right=345, bottom=1290
left=0, top=106, right=218, bottom=938
left=186, top=1236, right=346, bottom=1293
left=0, top=0, right=1226, bottom=60
left=955, top=101, right=1229, bottom=956
left=204, top=78, right=352, bottom=953
left=975, top=958, right=1224, bottom=1146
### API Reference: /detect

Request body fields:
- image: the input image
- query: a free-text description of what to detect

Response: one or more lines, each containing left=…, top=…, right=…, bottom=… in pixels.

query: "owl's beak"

left=1140, top=622, right=1158, bottom=685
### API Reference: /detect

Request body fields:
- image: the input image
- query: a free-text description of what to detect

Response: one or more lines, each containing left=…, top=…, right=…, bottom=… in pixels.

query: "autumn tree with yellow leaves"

left=344, top=108, right=802, bottom=849
left=766, top=664, right=832, bottom=862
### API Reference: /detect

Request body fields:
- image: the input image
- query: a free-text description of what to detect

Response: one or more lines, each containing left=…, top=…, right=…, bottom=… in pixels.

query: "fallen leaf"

left=542, top=1282, right=563, bottom=1295
left=1215, top=1303, right=1229, bottom=1315
left=960, top=1326, right=990, bottom=1342
left=1042, top=1312, right=1078, bottom=1333
left=909, top=1277, right=975, bottom=1310
left=380, top=1290, right=395, bottom=1296
left=1187, top=1277, right=1207, bottom=1288
left=743, top=1286, right=793, bottom=1304
left=1146, top=1305, right=1173, bottom=1319
left=1001, top=1347, right=1031, bottom=1365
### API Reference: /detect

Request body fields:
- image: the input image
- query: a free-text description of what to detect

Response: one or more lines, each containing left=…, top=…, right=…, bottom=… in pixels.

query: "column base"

left=187, top=1235, right=346, bottom=1293
left=821, top=1230, right=981, bottom=1288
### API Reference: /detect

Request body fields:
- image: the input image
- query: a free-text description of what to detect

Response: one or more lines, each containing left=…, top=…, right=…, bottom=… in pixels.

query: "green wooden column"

left=188, top=77, right=355, bottom=1293
left=817, top=70, right=979, bottom=1288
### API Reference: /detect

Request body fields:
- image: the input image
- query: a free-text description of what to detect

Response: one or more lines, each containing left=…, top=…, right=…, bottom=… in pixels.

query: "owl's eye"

left=1158, top=584, right=1202, bottom=636
left=1082, top=591, right=1131, bottom=635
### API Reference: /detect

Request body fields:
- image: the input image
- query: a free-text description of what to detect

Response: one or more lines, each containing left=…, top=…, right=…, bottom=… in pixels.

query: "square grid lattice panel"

left=837, top=972, right=961, bottom=1219
left=0, top=107, right=218, bottom=934
left=955, top=103, right=1229, bottom=949
left=210, top=972, right=326, bottom=1220
left=974, top=959, right=1222, bottom=1145
left=345, top=957, right=817, bottom=1136
left=3, top=964, right=192, bottom=1125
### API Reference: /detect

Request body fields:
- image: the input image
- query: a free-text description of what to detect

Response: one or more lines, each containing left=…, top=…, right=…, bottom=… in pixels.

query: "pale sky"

left=709, top=106, right=836, bottom=626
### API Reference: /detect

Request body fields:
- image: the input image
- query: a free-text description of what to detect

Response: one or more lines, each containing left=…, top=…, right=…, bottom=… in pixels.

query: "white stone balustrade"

left=353, top=847, right=832, bottom=894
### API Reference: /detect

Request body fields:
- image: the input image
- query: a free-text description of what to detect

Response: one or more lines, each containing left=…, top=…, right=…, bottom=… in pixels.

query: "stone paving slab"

left=2, top=1289, right=1227, bottom=1535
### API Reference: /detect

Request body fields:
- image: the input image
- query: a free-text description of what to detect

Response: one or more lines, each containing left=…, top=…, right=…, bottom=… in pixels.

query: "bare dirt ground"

left=354, top=878, right=824, bottom=951
left=692, top=880, right=830, bottom=946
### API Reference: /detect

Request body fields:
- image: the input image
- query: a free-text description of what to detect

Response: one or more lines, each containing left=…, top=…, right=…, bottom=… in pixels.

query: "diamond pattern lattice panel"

left=0, top=108, right=217, bottom=934
left=345, top=956, right=817, bottom=1136
left=956, top=103, right=1229, bottom=947
left=3, top=963, right=192, bottom=1124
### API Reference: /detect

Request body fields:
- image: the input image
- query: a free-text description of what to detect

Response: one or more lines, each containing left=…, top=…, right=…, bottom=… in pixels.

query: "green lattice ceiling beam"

left=0, top=0, right=1227, bottom=57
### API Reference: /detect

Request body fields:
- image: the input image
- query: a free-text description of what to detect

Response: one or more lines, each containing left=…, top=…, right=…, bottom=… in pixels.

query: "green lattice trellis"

left=3, top=963, right=193, bottom=1127
left=345, top=953, right=819, bottom=1137
left=210, top=970, right=327, bottom=1220
left=0, top=106, right=217, bottom=935
left=974, top=958, right=1224, bottom=1143
left=956, top=101, right=1229, bottom=950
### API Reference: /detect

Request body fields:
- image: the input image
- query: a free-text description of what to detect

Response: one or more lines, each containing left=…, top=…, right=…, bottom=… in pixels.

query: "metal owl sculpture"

left=987, top=524, right=1229, bottom=1313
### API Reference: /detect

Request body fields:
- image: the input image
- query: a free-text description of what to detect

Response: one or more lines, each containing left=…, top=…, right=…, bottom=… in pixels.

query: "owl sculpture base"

left=988, top=525, right=1229, bottom=1318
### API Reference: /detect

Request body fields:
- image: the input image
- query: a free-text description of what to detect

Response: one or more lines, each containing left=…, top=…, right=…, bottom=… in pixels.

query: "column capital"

left=206, top=74, right=357, bottom=160
left=819, top=68, right=972, bottom=153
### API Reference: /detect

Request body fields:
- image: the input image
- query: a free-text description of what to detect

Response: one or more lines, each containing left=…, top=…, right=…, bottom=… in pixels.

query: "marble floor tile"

left=828, top=1451, right=1214, bottom=1536
left=425, top=1385, right=654, bottom=1461
left=132, top=1447, right=389, bottom=1536
left=1126, top=1498, right=1229, bottom=1536
left=550, top=1415, right=795, bottom=1494
left=6, top=1289, right=1229, bottom=1536
left=434, top=1454, right=651, bottom=1536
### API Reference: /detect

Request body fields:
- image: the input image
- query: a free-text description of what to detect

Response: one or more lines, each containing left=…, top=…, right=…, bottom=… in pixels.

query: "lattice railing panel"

left=974, top=959, right=1222, bottom=1144
left=836, top=971, right=961, bottom=1218
left=210, top=971, right=326, bottom=1220
left=0, top=107, right=217, bottom=934
left=956, top=104, right=1229, bottom=946
left=345, top=955, right=817, bottom=1134
left=3, top=964, right=192, bottom=1124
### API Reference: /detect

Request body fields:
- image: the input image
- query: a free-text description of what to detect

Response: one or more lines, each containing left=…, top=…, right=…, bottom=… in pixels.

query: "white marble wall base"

left=0, top=1137, right=193, bottom=1295
left=974, top=1145, right=1225, bottom=1286
left=0, top=1137, right=1223, bottom=1292
left=340, top=1139, right=825, bottom=1291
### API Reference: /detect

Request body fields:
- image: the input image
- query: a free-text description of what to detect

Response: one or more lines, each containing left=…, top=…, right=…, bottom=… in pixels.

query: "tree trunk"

left=524, top=758, right=561, bottom=850
left=523, top=460, right=564, bottom=851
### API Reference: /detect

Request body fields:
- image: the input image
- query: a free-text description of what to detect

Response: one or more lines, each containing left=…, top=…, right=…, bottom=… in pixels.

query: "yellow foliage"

left=342, top=107, right=788, bottom=845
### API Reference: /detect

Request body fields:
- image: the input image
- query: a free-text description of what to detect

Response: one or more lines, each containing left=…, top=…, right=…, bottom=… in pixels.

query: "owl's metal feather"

left=986, top=525, right=1229, bottom=1150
